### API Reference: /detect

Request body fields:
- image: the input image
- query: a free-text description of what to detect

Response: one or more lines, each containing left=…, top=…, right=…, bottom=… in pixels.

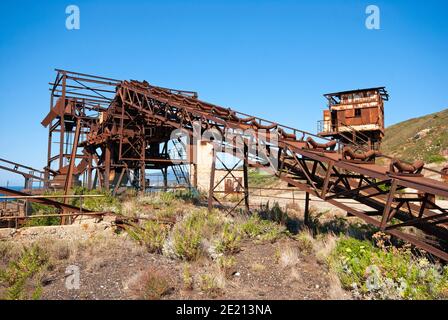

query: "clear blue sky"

left=0, top=0, right=447, bottom=185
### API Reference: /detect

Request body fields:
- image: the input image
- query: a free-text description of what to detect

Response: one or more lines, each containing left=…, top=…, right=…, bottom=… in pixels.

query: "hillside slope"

left=381, top=108, right=448, bottom=163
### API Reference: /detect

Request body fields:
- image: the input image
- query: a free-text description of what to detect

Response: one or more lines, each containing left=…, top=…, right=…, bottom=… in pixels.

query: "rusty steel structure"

left=318, top=87, right=388, bottom=150
left=42, top=70, right=194, bottom=193
left=0, top=186, right=97, bottom=227
left=0, top=158, right=47, bottom=191
left=1, top=68, right=448, bottom=261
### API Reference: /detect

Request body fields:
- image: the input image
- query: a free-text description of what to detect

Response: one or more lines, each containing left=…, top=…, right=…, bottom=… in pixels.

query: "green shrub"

left=0, top=244, right=49, bottom=300
left=217, top=256, right=236, bottom=277
left=182, top=264, right=194, bottom=290
left=155, top=206, right=182, bottom=221
left=217, top=255, right=236, bottom=270
left=173, top=189, right=202, bottom=204
left=215, top=223, right=241, bottom=254
left=227, top=194, right=241, bottom=203
left=126, top=221, right=168, bottom=253
left=159, top=192, right=176, bottom=205
left=136, top=194, right=162, bottom=207
left=0, top=242, right=12, bottom=261
left=303, top=208, right=378, bottom=241
left=259, top=202, right=288, bottom=225
left=425, top=154, right=446, bottom=164
left=199, top=273, right=223, bottom=296
left=141, top=221, right=169, bottom=253
left=172, top=209, right=222, bottom=261
left=26, top=203, right=61, bottom=227
left=295, top=231, right=314, bottom=254
left=248, top=169, right=277, bottom=187
left=329, top=237, right=448, bottom=300
left=136, top=191, right=188, bottom=210
left=70, top=187, right=120, bottom=212
left=239, top=214, right=286, bottom=242
left=239, top=215, right=265, bottom=238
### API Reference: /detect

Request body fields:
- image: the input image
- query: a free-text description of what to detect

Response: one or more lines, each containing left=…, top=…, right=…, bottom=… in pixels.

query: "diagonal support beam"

left=380, top=179, right=398, bottom=230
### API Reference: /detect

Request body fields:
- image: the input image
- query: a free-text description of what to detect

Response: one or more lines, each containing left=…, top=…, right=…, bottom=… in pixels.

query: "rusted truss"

left=0, top=186, right=92, bottom=213
left=36, top=69, right=448, bottom=261
left=208, top=145, right=250, bottom=216
left=0, top=158, right=47, bottom=190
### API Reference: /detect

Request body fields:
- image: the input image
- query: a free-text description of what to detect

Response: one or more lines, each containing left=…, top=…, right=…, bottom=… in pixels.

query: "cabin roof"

left=324, top=87, right=389, bottom=101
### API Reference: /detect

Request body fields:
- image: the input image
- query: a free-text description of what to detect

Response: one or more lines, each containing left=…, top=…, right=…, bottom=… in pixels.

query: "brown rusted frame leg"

left=321, top=160, right=334, bottom=198
left=243, top=143, right=249, bottom=212
left=304, top=191, right=310, bottom=227
left=380, top=179, right=398, bottom=230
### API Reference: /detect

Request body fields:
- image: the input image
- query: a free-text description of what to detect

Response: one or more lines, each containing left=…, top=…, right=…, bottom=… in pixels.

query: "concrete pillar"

left=194, top=140, right=215, bottom=192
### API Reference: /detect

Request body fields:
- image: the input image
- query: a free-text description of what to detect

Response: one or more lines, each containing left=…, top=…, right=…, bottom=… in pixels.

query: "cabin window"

left=355, top=108, right=361, bottom=117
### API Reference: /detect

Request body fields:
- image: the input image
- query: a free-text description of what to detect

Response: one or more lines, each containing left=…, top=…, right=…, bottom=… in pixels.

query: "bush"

left=239, top=214, right=286, bottom=242
left=155, top=206, right=183, bottom=221
left=128, top=267, right=172, bottom=300
left=126, top=221, right=169, bottom=253
left=141, top=221, right=169, bottom=253
left=227, top=194, right=241, bottom=203
left=172, top=218, right=205, bottom=261
left=199, top=273, right=224, bottom=296
left=217, top=256, right=236, bottom=273
left=27, top=203, right=61, bottom=226
left=303, top=208, right=378, bottom=241
left=248, top=169, right=277, bottom=187
left=136, top=194, right=162, bottom=207
left=0, top=244, right=49, bottom=300
left=70, top=187, right=121, bottom=212
left=26, top=210, right=61, bottom=227
left=259, top=202, right=288, bottom=225
left=173, top=189, right=202, bottom=204
left=136, top=191, right=192, bottom=210
left=182, top=264, right=194, bottom=290
left=171, top=209, right=222, bottom=261
left=217, top=255, right=237, bottom=278
left=159, top=192, right=176, bottom=205
left=329, top=237, right=448, bottom=300
left=296, top=231, right=314, bottom=254
left=0, top=242, right=12, bottom=261
left=215, top=223, right=241, bottom=254
left=425, top=154, right=446, bottom=164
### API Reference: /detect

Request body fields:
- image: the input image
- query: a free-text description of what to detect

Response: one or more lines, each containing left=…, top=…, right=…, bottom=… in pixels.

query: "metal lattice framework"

left=34, top=69, right=448, bottom=260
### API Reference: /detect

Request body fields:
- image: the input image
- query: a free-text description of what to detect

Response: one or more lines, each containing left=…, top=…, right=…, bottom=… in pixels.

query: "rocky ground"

left=0, top=213, right=348, bottom=300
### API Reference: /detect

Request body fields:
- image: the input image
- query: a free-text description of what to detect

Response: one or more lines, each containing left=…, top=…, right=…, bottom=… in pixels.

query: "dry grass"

left=69, top=233, right=144, bottom=273
left=217, top=256, right=236, bottom=278
left=382, top=108, right=448, bottom=162
left=313, top=234, right=337, bottom=264
left=182, top=263, right=194, bottom=291
left=295, top=229, right=314, bottom=254
left=198, top=269, right=226, bottom=297
left=279, top=245, right=299, bottom=268
left=127, top=267, right=172, bottom=300
left=121, top=200, right=138, bottom=217
left=286, top=202, right=301, bottom=212
left=1, top=191, right=350, bottom=300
